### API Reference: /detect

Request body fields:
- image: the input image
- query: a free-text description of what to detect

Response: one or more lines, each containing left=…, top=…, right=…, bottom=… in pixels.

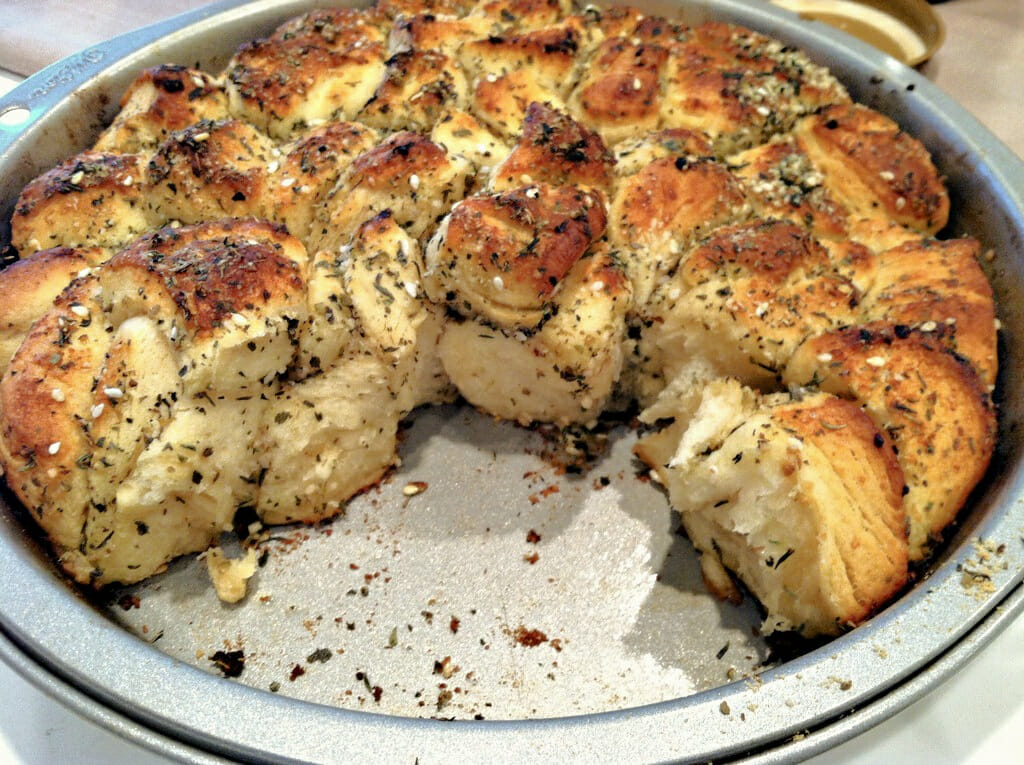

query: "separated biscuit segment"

left=430, top=109, right=511, bottom=173
left=469, top=0, right=574, bottom=31
left=731, top=104, right=950, bottom=250
left=460, top=25, right=582, bottom=137
left=567, top=36, right=668, bottom=147
left=423, top=183, right=607, bottom=329
left=358, top=50, right=471, bottom=133
left=784, top=325, right=996, bottom=560
left=438, top=243, right=631, bottom=426
left=0, top=280, right=112, bottom=580
left=635, top=381, right=908, bottom=638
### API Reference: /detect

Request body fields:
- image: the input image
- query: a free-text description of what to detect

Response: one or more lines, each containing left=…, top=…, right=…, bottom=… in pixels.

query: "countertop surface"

left=0, top=0, right=1022, bottom=763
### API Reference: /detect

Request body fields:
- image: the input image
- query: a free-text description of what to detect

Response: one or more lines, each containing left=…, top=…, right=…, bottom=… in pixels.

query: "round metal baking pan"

left=0, top=1, right=1023, bottom=762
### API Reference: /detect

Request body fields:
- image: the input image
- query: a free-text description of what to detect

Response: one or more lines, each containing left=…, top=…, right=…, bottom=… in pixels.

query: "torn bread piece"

left=636, top=380, right=908, bottom=637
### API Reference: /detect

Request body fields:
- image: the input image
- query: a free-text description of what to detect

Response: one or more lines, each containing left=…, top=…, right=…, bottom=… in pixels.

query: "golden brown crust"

left=795, top=104, right=950, bottom=235
left=93, top=65, right=230, bottom=154
left=569, top=38, right=668, bottom=145
left=313, top=131, right=475, bottom=247
left=730, top=137, right=850, bottom=241
left=11, top=152, right=152, bottom=255
left=358, top=50, right=469, bottom=132
left=608, top=153, right=749, bottom=310
left=146, top=119, right=275, bottom=224
left=269, top=121, right=381, bottom=241
left=471, top=0, right=572, bottom=29
left=660, top=22, right=849, bottom=154
left=424, top=183, right=607, bottom=328
left=861, top=238, right=997, bottom=387
left=225, top=31, right=386, bottom=139
left=784, top=325, right=996, bottom=559
left=107, top=220, right=305, bottom=338
left=0, top=247, right=108, bottom=372
left=269, top=7, right=388, bottom=50
left=644, top=219, right=860, bottom=388
left=491, top=102, right=614, bottom=191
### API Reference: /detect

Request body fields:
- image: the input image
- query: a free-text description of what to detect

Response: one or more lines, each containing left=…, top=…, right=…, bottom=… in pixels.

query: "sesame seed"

left=668, top=287, right=682, bottom=301
left=48, top=441, right=61, bottom=456
left=945, top=317, right=957, bottom=325
left=91, top=403, right=105, bottom=419
left=192, top=131, right=210, bottom=142
left=267, top=160, right=279, bottom=174
left=409, top=174, right=420, bottom=191
left=403, top=482, right=427, bottom=496
left=51, top=388, right=65, bottom=402
left=519, top=173, right=533, bottom=184
left=122, top=175, right=134, bottom=187
left=632, top=77, right=642, bottom=90
left=69, top=170, right=85, bottom=185
left=865, top=356, right=886, bottom=367
left=756, top=105, right=771, bottom=116
left=525, top=187, right=539, bottom=198
left=920, top=320, right=937, bottom=332
left=895, top=196, right=907, bottom=210
left=493, top=276, right=504, bottom=290
left=787, top=437, right=803, bottom=451
left=591, top=280, right=605, bottom=292
left=191, top=75, right=206, bottom=88
left=816, top=352, right=833, bottom=363
left=103, top=387, right=124, bottom=399
left=232, top=313, right=249, bottom=327
left=879, top=170, right=895, bottom=181
left=404, top=282, right=418, bottom=298
left=485, top=73, right=498, bottom=83
left=995, top=319, right=1002, bottom=330
left=70, top=303, right=90, bottom=318
left=77, top=268, right=93, bottom=279
left=280, top=177, right=295, bottom=188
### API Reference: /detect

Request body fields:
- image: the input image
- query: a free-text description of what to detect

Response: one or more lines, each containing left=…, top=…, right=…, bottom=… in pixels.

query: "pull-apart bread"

left=0, top=1, right=998, bottom=637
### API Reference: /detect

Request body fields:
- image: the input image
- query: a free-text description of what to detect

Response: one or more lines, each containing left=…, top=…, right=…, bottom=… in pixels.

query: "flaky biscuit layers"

left=0, top=2, right=999, bottom=637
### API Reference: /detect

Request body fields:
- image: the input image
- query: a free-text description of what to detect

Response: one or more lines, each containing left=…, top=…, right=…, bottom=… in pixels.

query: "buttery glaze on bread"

left=0, top=1, right=999, bottom=638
